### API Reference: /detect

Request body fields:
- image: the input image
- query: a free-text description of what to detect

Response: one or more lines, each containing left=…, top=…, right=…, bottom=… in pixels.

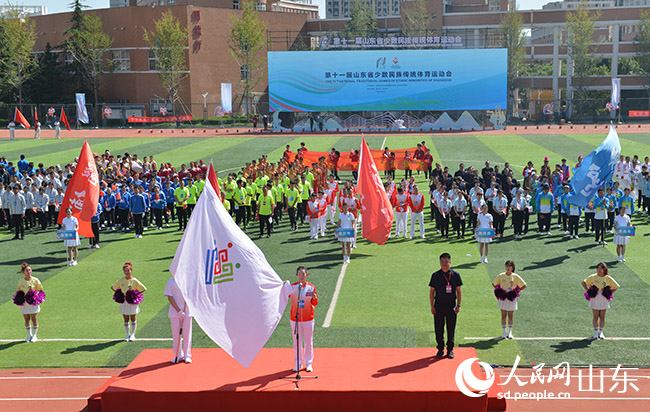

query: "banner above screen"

left=268, top=49, right=507, bottom=113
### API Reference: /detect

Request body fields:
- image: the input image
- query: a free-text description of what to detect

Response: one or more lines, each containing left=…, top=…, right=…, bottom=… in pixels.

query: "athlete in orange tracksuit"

left=289, top=266, right=318, bottom=372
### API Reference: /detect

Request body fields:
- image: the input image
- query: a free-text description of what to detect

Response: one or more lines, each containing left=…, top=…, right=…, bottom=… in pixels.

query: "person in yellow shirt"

left=233, top=179, right=249, bottom=230
left=246, top=176, right=258, bottom=224
left=112, top=262, right=147, bottom=341
left=492, top=261, right=527, bottom=340
left=15, top=262, right=44, bottom=342
left=186, top=177, right=198, bottom=217
left=286, top=180, right=301, bottom=231
left=257, top=184, right=275, bottom=238
left=224, top=174, right=237, bottom=216
left=174, top=180, right=190, bottom=231
left=582, top=262, right=620, bottom=340
left=298, top=175, right=312, bottom=226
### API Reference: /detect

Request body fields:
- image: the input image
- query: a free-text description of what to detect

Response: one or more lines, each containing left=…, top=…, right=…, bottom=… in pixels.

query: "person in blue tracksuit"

left=618, top=187, right=634, bottom=216
left=103, top=188, right=117, bottom=230
left=559, top=185, right=571, bottom=235
left=164, top=180, right=176, bottom=225
left=606, top=186, right=618, bottom=233
left=592, top=188, right=609, bottom=245
left=535, top=183, right=555, bottom=235
left=567, top=200, right=582, bottom=239
left=150, top=185, right=167, bottom=230
left=129, top=186, right=147, bottom=239
left=90, top=201, right=103, bottom=248
left=116, top=185, right=132, bottom=230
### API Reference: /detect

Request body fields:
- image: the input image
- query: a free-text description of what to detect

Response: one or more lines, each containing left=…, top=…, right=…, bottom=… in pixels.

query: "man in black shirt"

left=429, top=252, right=462, bottom=359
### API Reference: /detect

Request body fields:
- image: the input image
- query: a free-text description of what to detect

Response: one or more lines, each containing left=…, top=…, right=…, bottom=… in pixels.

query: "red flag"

left=356, top=136, right=393, bottom=245
left=14, top=108, right=31, bottom=129
left=207, top=161, right=221, bottom=200
left=57, top=141, right=100, bottom=238
left=60, top=108, right=71, bottom=131
left=34, top=107, right=38, bottom=123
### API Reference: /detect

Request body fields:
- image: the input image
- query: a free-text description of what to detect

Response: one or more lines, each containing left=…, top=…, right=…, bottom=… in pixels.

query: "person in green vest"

left=186, top=177, right=198, bottom=218
left=173, top=179, right=190, bottom=231
left=304, top=167, right=315, bottom=190
left=298, top=175, right=312, bottom=226
left=233, top=179, right=249, bottom=230
left=195, top=174, right=206, bottom=199
left=273, top=175, right=285, bottom=226
left=246, top=176, right=258, bottom=223
left=286, top=179, right=301, bottom=231
left=224, top=174, right=237, bottom=216
left=257, top=184, right=275, bottom=238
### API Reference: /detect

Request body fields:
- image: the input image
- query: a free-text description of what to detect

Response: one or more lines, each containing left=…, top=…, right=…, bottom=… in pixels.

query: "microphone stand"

left=280, top=282, right=318, bottom=389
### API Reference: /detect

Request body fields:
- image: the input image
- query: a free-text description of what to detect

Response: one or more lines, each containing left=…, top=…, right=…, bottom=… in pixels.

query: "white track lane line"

left=464, top=337, right=650, bottom=341
left=322, top=262, right=348, bottom=328
left=0, top=338, right=172, bottom=342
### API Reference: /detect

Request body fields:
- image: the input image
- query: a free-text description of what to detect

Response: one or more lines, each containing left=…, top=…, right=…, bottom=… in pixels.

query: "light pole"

left=202, top=92, right=208, bottom=122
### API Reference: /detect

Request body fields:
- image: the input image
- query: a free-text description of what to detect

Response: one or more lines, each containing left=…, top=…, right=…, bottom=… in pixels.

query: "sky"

left=40, top=0, right=550, bottom=16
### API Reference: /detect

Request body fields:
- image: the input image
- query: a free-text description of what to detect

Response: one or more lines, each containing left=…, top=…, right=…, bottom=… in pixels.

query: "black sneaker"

left=435, top=349, right=444, bottom=358
left=446, top=350, right=455, bottom=359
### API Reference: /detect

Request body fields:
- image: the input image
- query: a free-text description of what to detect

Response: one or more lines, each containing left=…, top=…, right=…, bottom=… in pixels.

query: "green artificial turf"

left=1, top=133, right=650, bottom=369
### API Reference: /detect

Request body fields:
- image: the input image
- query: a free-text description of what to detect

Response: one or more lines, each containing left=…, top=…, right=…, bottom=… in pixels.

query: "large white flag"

left=76, top=93, right=89, bottom=124
left=169, top=180, right=290, bottom=368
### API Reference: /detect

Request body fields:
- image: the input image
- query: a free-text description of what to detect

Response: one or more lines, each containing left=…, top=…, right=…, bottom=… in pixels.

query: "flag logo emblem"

left=204, top=241, right=241, bottom=285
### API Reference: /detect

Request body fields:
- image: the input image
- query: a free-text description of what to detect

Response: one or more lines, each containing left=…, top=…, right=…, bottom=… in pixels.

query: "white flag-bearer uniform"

left=169, top=181, right=291, bottom=368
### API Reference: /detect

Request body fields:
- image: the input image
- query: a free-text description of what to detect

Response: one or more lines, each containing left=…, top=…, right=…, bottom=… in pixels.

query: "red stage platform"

left=94, top=348, right=506, bottom=412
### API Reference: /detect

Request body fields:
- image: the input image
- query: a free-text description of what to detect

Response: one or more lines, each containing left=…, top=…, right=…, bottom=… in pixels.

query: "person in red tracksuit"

left=288, top=266, right=318, bottom=372
left=409, top=184, right=425, bottom=239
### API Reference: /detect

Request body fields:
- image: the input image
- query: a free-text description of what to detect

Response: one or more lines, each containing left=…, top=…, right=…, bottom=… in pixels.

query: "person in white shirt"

left=510, top=188, right=527, bottom=239
left=35, top=187, right=49, bottom=230
left=476, top=204, right=494, bottom=263
left=33, top=121, right=41, bottom=139
left=9, top=184, right=26, bottom=239
left=451, top=191, right=467, bottom=239
left=8, top=120, right=16, bottom=140
left=61, top=207, right=80, bottom=265
left=438, top=191, right=452, bottom=239
left=613, top=207, right=632, bottom=262
left=164, top=277, right=192, bottom=364
left=394, top=187, right=409, bottom=238
left=492, top=189, right=509, bottom=239
left=409, top=185, right=425, bottom=239
left=337, top=203, right=355, bottom=263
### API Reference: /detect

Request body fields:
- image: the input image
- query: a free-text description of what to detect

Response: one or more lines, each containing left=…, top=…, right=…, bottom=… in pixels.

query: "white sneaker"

left=480, top=256, right=484, bottom=263
left=125, top=335, right=130, bottom=342
left=421, top=235, right=426, bottom=239
left=599, top=331, right=605, bottom=339
left=306, top=365, right=313, bottom=372
left=292, top=366, right=299, bottom=372
left=87, top=244, right=93, bottom=249
left=184, top=357, right=192, bottom=364
left=25, top=336, right=32, bottom=342
left=547, top=231, right=552, bottom=235
left=129, top=334, right=136, bottom=341
left=501, top=332, right=508, bottom=340
left=71, top=260, right=77, bottom=266
left=537, top=232, right=542, bottom=235
left=30, top=336, right=38, bottom=343
left=591, top=333, right=599, bottom=340
left=507, top=332, right=513, bottom=339
left=617, top=257, right=622, bottom=262
left=602, top=241, right=607, bottom=245
left=483, top=257, right=488, bottom=263
left=166, top=223, right=170, bottom=227
left=575, top=235, right=579, bottom=239
left=595, top=241, right=599, bottom=246
left=564, top=231, right=569, bottom=235
left=94, top=244, right=100, bottom=249
left=622, top=257, right=626, bottom=262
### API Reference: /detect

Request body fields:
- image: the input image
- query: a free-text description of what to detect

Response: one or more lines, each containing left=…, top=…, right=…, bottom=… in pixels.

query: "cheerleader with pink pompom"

left=492, top=260, right=527, bottom=340
left=13, top=262, right=46, bottom=342
left=111, top=262, right=147, bottom=341
left=582, top=262, right=619, bottom=340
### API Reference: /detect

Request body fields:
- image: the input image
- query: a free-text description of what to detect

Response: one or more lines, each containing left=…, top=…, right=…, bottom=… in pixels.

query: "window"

left=233, top=0, right=240, bottom=9
left=240, top=65, right=249, bottom=81
left=148, top=50, right=159, bottom=71
left=255, top=2, right=266, bottom=10
left=63, top=52, right=74, bottom=65
left=111, top=50, right=130, bottom=71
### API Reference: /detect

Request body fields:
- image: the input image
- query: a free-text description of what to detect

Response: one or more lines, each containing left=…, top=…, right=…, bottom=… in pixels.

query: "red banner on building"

left=629, top=111, right=650, bottom=118
left=128, top=115, right=193, bottom=123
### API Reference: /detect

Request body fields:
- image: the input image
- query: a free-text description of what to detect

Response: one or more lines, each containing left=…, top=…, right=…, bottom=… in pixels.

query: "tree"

left=342, top=0, right=377, bottom=40
left=24, top=42, right=66, bottom=103
left=0, top=8, right=36, bottom=107
left=566, top=1, right=600, bottom=117
left=143, top=10, right=188, bottom=114
left=634, top=10, right=650, bottom=103
left=401, top=0, right=431, bottom=43
left=500, top=0, right=526, bottom=120
left=65, top=5, right=113, bottom=126
left=228, top=0, right=266, bottom=118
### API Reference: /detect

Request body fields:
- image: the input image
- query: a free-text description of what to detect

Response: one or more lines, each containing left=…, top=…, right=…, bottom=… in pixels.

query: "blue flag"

left=566, top=125, right=621, bottom=207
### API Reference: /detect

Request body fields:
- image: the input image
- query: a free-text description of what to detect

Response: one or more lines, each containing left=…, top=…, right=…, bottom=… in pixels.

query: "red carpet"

left=97, top=348, right=505, bottom=412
